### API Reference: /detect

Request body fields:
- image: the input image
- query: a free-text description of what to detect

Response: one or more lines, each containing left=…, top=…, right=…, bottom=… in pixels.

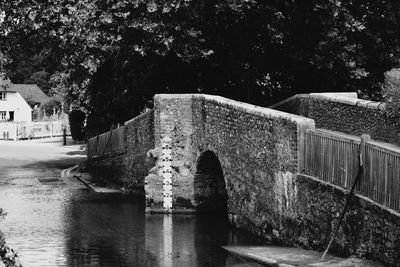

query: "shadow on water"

left=63, top=193, right=157, bottom=266
left=61, top=191, right=269, bottom=267
left=0, top=184, right=270, bottom=266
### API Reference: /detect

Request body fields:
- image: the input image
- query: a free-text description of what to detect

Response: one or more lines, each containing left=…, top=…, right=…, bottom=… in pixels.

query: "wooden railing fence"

left=87, top=126, right=125, bottom=158
left=304, top=129, right=400, bottom=212
left=364, top=141, right=400, bottom=211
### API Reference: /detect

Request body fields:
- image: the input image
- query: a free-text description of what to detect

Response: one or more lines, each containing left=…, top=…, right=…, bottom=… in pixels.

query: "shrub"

left=0, top=208, right=5, bottom=248
left=0, top=209, right=22, bottom=267
left=68, top=110, right=86, bottom=141
left=382, top=69, right=400, bottom=118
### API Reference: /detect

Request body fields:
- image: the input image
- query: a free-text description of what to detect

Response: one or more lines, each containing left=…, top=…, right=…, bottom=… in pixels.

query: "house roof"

left=7, top=84, right=49, bottom=106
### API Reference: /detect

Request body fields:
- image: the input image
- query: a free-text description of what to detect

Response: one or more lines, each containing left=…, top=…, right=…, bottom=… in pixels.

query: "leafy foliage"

left=24, top=71, right=50, bottom=94
left=1, top=0, right=400, bottom=134
left=0, top=73, right=10, bottom=91
left=382, top=69, right=400, bottom=118
left=0, top=209, right=22, bottom=267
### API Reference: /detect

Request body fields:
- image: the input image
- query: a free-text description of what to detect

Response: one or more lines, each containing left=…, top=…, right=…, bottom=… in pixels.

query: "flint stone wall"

left=190, top=95, right=316, bottom=235
left=86, top=151, right=126, bottom=186
left=87, top=110, right=154, bottom=193
left=145, top=94, right=315, bottom=222
left=123, top=110, right=155, bottom=192
left=290, top=174, right=400, bottom=266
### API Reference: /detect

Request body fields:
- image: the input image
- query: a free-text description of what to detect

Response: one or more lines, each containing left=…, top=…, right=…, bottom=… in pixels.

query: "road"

left=0, top=137, right=87, bottom=266
left=0, top=137, right=86, bottom=184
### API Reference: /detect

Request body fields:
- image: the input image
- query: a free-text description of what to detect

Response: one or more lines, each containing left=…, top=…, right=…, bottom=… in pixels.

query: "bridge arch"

left=193, top=150, right=228, bottom=212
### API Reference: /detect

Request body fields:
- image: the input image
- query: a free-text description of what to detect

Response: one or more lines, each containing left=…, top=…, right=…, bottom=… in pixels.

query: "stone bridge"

left=88, top=93, right=400, bottom=265
left=145, top=94, right=314, bottom=219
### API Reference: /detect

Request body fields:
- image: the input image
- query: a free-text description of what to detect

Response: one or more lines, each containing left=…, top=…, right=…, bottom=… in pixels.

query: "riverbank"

left=1, top=207, right=21, bottom=266
left=0, top=137, right=86, bottom=266
left=224, top=246, right=384, bottom=267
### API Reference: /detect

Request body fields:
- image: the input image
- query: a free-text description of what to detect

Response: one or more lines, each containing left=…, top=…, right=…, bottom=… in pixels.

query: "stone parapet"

left=271, top=93, right=400, bottom=145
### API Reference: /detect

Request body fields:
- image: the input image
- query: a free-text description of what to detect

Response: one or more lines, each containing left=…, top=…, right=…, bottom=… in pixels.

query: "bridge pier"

left=145, top=95, right=198, bottom=213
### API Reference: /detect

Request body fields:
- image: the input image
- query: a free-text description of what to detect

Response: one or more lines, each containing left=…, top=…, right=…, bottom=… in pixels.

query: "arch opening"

left=194, top=150, right=227, bottom=212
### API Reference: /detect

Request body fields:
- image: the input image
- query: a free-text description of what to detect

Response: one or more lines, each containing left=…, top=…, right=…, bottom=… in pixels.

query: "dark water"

left=0, top=179, right=266, bottom=266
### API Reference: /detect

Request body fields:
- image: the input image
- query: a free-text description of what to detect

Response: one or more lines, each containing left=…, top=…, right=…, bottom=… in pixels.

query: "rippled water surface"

left=0, top=180, right=265, bottom=266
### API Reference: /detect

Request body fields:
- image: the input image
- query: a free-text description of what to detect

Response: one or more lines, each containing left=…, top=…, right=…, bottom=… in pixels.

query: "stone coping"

left=269, top=93, right=386, bottom=111
left=310, top=92, right=358, bottom=99
left=124, top=108, right=154, bottom=125
left=155, top=94, right=315, bottom=126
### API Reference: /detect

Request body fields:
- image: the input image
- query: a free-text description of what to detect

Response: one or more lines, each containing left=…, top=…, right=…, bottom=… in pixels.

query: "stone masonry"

left=88, top=93, right=400, bottom=265
left=271, top=93, right=400, bottom=146
left=143, top=94, right=314, bottom=216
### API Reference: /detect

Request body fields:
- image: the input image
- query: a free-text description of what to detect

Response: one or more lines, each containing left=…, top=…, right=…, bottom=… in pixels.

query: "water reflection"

left=0, top=184, right=266, bottom=266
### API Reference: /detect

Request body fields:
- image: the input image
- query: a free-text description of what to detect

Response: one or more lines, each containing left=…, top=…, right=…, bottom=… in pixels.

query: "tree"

left=382, top=68, right=400, bottom=118
left=24, top=70, right=50, bottom=94
left=1, top=0, right=400, bottom=136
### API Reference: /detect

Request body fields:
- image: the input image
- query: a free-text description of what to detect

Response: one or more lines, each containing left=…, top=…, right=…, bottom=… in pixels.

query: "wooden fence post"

left=108, top=128, right=113, bottom=154
left=95, top=133, right=100, bottom=157
left=359, top=134, right=370, bottom=191
left=299, top=122, right=316, bottom=173
left=360, top=134, right=370, bottom=166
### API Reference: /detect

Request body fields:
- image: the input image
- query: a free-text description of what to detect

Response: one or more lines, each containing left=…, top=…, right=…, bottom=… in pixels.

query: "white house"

left=0, top=83, right=49, bottom=122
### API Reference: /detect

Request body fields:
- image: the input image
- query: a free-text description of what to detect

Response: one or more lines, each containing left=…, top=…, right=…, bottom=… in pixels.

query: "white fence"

left=0, top=120, right=69, bottom=140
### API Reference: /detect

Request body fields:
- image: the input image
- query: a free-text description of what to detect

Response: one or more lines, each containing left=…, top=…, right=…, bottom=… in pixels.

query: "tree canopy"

left=1, top=0, right=400, bottom=134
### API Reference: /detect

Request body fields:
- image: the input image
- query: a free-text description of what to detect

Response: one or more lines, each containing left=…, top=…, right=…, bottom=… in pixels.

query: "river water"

left=0, top=176, right=266, bottom=266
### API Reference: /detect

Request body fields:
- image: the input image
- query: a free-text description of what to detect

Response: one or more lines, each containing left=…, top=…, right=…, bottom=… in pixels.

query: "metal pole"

left=63, top=127, right=67, bottom=146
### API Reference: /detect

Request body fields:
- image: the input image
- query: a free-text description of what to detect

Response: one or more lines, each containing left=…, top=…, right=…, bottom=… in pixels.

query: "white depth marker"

left=161, top=136, right=173, bottom=212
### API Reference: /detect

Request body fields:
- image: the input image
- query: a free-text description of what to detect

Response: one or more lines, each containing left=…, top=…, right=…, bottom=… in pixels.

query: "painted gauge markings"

left=161, top=136, right=173, bottom=212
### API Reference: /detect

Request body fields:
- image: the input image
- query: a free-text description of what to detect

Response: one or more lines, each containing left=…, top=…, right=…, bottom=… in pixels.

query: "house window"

left=0, top=111, right=6, bottom=121
left=0, top=92, right=6, bottom=100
